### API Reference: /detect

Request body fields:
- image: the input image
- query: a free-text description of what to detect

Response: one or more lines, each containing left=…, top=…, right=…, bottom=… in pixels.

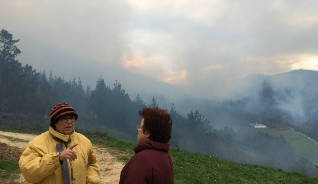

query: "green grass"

left=171, top=150, right=318, bottom=184
left=263, top=128, right=318, bottom=164
left=84, top=131, right=318, bottom=184
left=0, top=160, right=19, bottom=179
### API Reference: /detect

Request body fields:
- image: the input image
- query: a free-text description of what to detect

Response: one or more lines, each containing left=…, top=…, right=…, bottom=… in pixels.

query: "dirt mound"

left=0, top=143, right=22, bottom=161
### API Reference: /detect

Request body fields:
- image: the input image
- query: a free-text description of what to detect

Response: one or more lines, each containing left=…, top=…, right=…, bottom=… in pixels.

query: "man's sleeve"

left=19, top=143, right=61, bottom=183
left=86, top=141, right=100, bottom=184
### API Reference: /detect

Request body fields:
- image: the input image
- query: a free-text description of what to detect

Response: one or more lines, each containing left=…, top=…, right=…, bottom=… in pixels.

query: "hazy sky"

left=1, top=0, right=318, bottom=98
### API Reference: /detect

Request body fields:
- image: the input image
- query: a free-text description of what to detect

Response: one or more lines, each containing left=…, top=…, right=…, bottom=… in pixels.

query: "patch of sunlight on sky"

left=291, top=55, right=318, bottom=71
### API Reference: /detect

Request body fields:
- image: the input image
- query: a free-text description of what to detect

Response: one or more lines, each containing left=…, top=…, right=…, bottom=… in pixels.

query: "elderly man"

left=19, top=103, right=100, bottom=184
left=119, top=107, right=174, bottom=184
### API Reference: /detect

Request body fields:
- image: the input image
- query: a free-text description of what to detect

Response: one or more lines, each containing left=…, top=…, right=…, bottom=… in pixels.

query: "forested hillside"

left=0, top=29, right=316, bottom=177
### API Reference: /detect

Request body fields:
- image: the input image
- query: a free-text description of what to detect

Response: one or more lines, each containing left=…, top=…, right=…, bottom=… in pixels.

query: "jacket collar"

left=49, top=127, right=74, bottom=143
left=134, top=139, right=170, bottom=153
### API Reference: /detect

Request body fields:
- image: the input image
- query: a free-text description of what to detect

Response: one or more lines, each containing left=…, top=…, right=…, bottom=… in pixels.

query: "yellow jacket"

left=19, top=127, right=100, bottom=184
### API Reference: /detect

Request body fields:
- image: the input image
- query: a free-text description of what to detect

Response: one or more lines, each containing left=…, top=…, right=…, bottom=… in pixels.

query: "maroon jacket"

left=119, top=140, right=174, bottom=184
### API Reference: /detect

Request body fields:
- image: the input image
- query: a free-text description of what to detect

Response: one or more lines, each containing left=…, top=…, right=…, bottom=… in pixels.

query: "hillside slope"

left=61, top=130, right=318, bottom=184
left=263, top=127, right=318, bottom=164
left=1, top=129, right=318, bottom=184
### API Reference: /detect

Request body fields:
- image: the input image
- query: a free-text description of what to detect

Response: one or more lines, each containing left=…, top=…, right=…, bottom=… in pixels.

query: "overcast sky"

left=1, top=0, right=318, bottom=98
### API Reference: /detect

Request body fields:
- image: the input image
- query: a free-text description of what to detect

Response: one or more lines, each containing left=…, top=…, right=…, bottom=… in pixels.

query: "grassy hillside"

left=86, top=132, right=318, bottom=184
left=263, top=128, right=318, bottom=164
left=171, top=151, right=318, bottom=184
left=1, top=128, right=318, bottom=184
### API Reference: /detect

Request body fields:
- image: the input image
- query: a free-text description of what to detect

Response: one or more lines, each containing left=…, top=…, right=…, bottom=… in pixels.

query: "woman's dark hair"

left=139, top=107, right=172, bottom=143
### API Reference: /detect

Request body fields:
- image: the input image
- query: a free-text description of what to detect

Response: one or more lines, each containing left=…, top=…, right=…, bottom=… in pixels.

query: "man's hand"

left=59, top=144, right=78, bottom=161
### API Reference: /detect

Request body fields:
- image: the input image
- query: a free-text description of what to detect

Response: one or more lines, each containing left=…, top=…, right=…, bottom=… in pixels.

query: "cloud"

left=245, top=54, right=318, bottom=74
left=291, top=55, right=318, bottom=71
left=123, top=0, right=318, bottom=97
left=1, top=0, right=128, bottom=64
left=202, top=64, right=225, bottom=73
left=161, top=71, right=188, bottom=85
left=122, top=51, right=148, bottom=71
left=1, top=0, right=318, bottom=98
left=126, top=0, right=226, bottom=27
left=122, top=47, right=188, bottom=85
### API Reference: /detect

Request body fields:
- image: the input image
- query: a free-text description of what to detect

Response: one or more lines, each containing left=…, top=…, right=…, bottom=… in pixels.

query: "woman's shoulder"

left=28, top=131, right=50, bottom=145
left=73, top=132, right=92, bottom=144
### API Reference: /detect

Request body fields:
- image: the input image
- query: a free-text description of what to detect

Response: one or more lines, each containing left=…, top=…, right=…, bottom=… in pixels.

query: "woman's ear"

left=144, top=130, right=150, bottom=139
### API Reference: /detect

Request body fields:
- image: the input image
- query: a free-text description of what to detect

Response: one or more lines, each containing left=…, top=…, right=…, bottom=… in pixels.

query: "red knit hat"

left=50, top=102, right=78, bottom=127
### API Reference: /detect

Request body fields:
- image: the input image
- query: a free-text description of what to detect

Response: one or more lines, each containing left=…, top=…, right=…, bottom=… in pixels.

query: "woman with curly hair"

left=119, top=107, right=174, bottom=184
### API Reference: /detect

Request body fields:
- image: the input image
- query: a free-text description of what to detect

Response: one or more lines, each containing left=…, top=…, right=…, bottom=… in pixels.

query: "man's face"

left=55, top=115, right=76, bottom=135
left=137, top=118, right=150, bottom=143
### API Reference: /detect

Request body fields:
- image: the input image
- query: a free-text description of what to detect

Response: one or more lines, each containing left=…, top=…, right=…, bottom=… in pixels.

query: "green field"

left=171, top=150, right=318, bottom=184
left=263, top=128, right=318, bottom=164
left=86, top=132, right=318, bottom=184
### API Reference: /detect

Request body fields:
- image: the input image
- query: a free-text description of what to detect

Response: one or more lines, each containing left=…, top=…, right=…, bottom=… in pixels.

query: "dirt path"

left=0, top=131, right=124, bottom=184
